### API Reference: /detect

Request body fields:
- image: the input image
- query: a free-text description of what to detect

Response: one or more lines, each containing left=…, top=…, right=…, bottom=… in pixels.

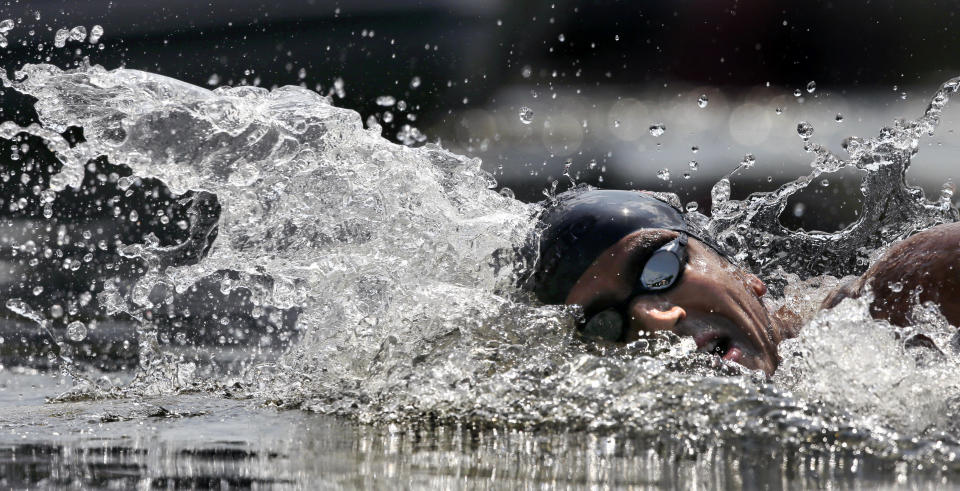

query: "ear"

left=746, top=273, right=767, bottom=297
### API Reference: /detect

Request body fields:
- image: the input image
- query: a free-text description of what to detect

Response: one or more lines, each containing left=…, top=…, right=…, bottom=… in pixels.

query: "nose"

left=627, top=299, right=686, bottom=334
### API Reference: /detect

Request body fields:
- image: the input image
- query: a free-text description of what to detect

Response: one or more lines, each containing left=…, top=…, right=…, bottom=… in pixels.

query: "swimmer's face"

left=565, top=229, right=784, bottom=375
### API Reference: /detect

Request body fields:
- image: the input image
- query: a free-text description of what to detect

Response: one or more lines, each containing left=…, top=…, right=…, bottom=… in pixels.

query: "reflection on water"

left=0, top=373, right=955, bottom=489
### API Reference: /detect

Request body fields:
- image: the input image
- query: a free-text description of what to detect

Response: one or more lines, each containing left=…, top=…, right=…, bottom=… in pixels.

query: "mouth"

left=694, top=331, right=745, bottom=364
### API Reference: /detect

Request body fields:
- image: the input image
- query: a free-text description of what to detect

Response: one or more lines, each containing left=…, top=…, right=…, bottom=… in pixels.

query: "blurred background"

left=2, top=0, right=960, bottom=220
left=2, top=0, right=960, bottom=365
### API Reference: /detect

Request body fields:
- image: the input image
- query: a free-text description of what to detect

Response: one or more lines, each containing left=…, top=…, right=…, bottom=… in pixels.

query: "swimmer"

left=526, top=187, right=960, bottom=375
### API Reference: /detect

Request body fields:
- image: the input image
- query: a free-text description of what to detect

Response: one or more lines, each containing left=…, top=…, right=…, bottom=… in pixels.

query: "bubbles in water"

left=89, top=25, right=104, bottom=44
left=697, top=94, right=709, bottom=108
left=66, top=321, right=87, bottom=342
left=518, top=106, right=534, bottom=124
left=657, top=168, right=670, bottom=181
left=558, top=33, right=565, bottom=42
left=835, top=113, right=844, bottom=123
left=53, top=28, right=68, bottom=48
left=793, top=89, right=802, bottom=97
left=207, top=74, right=220, bottom=86
left=685, top=201, right=699, bottom=212
left=382, top=111, right=394, bottom=123
left=888, top=281, right=904, bottom=292
left=0, top=35, right=6, bottom=49
left=409, top=76, right=421, bottom=89
left=820, top=179, right=830, bottom=187
left=688, top=160, right=699, bottom=170
left=376, top=95, right=396, bottom=107
left=521, top=65, right=532, bottom=78
left=691, top=146, right=699, bottom=153
left=806, top=80, right=817, bottom=93
left=740, top=153, right=756, bottom=168
left=796, top=121, right=814, bottom=139
left=775, top=107, right=783, bottom=115
left=0, top=19, right=14, bottom=34
left=648, top=123, right=666, bottom=137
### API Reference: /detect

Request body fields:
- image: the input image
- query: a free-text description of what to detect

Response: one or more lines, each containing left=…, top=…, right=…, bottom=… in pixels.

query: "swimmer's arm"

left=820, top=222, right=960, bottom=326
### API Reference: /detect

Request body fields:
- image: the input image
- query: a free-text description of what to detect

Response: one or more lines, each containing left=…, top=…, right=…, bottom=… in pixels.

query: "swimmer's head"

left=529, top=187, right=719, bottom=304
left=527, top=187, right=786, bottom=375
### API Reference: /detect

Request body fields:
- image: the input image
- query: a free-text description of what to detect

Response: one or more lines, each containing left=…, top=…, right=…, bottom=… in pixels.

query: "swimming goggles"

left=578, top=232, right=689, bottom=342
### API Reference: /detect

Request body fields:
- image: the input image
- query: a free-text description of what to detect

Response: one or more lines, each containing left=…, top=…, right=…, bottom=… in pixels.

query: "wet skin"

left=565, top=229, right=787, bottom=376
left=822, top=222, right=960, bottom=327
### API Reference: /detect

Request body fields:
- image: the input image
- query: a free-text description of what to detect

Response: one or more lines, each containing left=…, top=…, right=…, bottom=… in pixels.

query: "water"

left=3, top=62, right=960, bottom=486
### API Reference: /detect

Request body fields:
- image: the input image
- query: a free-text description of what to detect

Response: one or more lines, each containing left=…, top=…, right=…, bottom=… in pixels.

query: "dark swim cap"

left=529, top=187, right=719, bottom=304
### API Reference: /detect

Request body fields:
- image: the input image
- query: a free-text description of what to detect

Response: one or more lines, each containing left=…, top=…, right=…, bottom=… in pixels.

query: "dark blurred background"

left=3, top=0, right=960, bottom=211
left=2, top=0, right=960, bottom=367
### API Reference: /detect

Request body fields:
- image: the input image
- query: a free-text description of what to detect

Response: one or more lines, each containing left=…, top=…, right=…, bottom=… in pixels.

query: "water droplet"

left=521, top=65, right=532, bottom=78
left=614, top=34, right=620, bottom=41
left=54, top=28, right=68, bottom=48
left=888, top=281, right=904, bottom=293
left=518, top=106, right=534, bottom=124
left=129, top=210, right=139, bottom=222
left=688, top=160, right=699, bottom=170
left=806, top=80, right=816, bottom=93
left=69, top=26, right=87, bottom=43
left=775, top=107, right=783, bottom=115
left=835, top=113, right=844, bottom=123
left=648, top=123, right=666, bottom=137
left=682, top=172, right=692, bottom=180
left=207, top=73, right=220, bottom=86
left=409, top=76, right=421, bottom=89
left=821, top=179, right=830, bottom=187
left=793, top=202, right=805, bottom=217
left=793, top=89, right=802, bottom=97
left=50, top=304, right=63, bottom=318
left=382, top=111, right=394, bottom=123
left=697, top=94, right=709, bottom=108
left=613, top=120, right=621, bottom=128
left=797, top=121, right=814, bottom=139
left=558, top=33, right=565, bottom=42
left=685, top=201, right=699, bottom=212
left=656, top=168, right=670, bottom=181
left=712, top=178, right=731, bottom=204
left=741, top=153, right=756, bottom=168
left=67, top=320, right=87, bottom=342
left=89, top=25, right=104, bottom=44
left=691, top=146, right=699, bottom=153
left=376, top=95, right=396, bottom=107
left=900, top=91, right=908, bottom=100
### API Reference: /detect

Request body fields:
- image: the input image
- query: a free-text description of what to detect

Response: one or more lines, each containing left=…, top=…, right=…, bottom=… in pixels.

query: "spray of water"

left=4, top=62, right=960, bottom=467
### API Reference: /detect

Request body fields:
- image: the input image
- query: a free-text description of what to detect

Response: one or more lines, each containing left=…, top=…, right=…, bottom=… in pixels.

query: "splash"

left=698, top=77, right=960, bottom=286
left=5, top=62, right=960, bottom=471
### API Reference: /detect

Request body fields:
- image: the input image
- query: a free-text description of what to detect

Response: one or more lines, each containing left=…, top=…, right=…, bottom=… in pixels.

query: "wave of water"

left=4, top=62, right=960, bottom=469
